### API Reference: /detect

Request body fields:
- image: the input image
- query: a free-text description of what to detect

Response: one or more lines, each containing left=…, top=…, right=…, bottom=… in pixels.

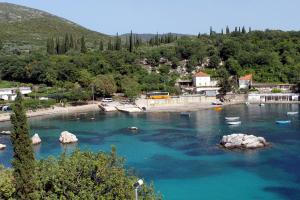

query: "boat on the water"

left=259, top=103, right=265, bottom=106
left=128, top=127, right=138, bottom=131
left=276, top=120, right=291, bottom=124
left=287, top=112, right=298, bottom=115
left=227, top=121, right=242, bottom=125
left=180, top=112, right=191, bottom=117
left=225, top=117, right=240, bottom=121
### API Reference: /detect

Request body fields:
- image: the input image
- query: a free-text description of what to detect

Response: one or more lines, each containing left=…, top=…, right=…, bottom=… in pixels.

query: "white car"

left=102, top=98, right=113, bottom=103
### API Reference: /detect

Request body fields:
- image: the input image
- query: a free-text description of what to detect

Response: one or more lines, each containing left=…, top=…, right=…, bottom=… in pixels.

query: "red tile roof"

left=193, top=71, right=210, bottom=77
left=239, top=74, right=253, bottom=81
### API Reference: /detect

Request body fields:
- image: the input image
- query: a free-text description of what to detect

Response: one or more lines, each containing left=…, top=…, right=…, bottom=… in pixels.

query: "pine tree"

left=129, top=30, right=133, bottom=52
left=221, top=28, right=224, bottom=35
left=10, top=91, right=35, bottom=199
left=46, top=38, right=55, bottom=54
left=99, top=40, right=104, bottom=51
left=80, top=36, right=87, bottom=53
left=238, top=27, right=241, bottom=33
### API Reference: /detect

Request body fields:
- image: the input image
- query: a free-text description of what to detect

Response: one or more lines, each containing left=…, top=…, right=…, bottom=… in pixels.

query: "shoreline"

left=0, top=103, right=100, bottom=122
left=1, top=100, right=299, bottom=122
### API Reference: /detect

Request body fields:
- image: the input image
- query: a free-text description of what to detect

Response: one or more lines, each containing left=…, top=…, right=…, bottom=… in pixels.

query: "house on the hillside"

left=0, top=87, right=32, bottom=101
left=239, top=74, right=253, bottom=89
left=193, top=71, right=220, bottom=97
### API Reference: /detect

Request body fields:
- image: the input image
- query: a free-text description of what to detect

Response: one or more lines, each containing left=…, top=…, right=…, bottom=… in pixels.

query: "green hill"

left=0, top=2, right=110, bottom=51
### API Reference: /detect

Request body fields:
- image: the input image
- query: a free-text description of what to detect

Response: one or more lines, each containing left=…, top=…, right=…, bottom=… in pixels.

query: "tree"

left=217, top=67, right=233, bottom=95
left=225, top=58, right=241, bottom=76
left=80, top=36, right=87, bottom=53
left=10, top=91, right=36, bottom=199
left=46, top=38, right=55, bottom=54
left=129, top=30, right=133, bottom=52
left=64, top=33, right=70, bottom=52
left=242, top=26, right=246, bottom=34
left=226, top=26, right=230, bottom=34
left=115, top=32, right=121, bottom=51
left=209, top=55, right=221, bottom=68
left=99, top=40, right=104, bottom=51
left=121, top=77, right=141, bottom=99
left=93, top=74, right=117, bottom=97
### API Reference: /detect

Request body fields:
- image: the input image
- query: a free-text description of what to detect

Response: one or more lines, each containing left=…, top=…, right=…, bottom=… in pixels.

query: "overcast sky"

left=1, top=0, right=300, bottom=35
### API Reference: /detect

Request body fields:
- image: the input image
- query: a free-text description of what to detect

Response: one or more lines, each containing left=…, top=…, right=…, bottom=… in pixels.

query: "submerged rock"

left=32, top=133, right=42, bottom=145
left=59, top=131, right=78, bottom=144
left=220, top=133, right=268, bottom=149
left=0, top=144, right=6, bottom=150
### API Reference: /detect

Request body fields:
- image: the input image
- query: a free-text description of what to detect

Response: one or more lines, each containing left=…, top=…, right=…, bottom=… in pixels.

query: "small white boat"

left=276, top=120, right=291, bottom=124
left=259, top=103, right=265, bottom=107
left=128, top=127, right=138, bottom=131
left=225, top=117, right=240, bottom=121
left=287, top=112, right=298, bottom=115
left=227, top=121, right=242, bottom=125
left=245, top=102, right=250, bottom=105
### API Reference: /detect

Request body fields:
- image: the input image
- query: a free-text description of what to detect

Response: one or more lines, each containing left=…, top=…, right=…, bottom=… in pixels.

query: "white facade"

left=248, top=93, right=299, bottom=103
left=239, top=80, right=251, bottom=89
left=0, top=87, right=32, bottom=101
left=193, top=76, right=211, bottom=87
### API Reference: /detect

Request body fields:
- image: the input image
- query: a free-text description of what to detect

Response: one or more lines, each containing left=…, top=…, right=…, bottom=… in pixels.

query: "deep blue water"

left=1, top=104, right=300, bottom=200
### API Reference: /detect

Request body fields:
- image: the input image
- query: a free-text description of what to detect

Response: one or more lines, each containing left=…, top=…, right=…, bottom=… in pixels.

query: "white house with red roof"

left=239, top=74, right=253, bottom=89
left=192, top=71, right=219, bottom=96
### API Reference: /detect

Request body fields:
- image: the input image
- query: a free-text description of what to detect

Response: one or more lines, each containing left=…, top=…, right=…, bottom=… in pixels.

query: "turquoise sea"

left=1, top=104, right=300, bottom=200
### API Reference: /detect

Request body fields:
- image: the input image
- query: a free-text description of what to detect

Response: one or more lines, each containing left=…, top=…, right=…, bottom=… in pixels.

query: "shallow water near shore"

left=1, top=104, right=300, bottom=200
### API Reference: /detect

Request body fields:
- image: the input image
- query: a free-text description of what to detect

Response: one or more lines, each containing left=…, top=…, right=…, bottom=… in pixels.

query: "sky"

left=1, top=0, right=300, bottom=35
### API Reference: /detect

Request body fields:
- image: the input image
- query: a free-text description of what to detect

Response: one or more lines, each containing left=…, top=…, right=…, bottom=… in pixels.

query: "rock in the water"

left=59, top=131, right=78, bottom=144
left=0, top=130, right=11, bottom=135
left=32, top=133, right=42, bottom=145
left=0, top=144, right=6, bottom=150
left=220, top=133, right=268, bottom=149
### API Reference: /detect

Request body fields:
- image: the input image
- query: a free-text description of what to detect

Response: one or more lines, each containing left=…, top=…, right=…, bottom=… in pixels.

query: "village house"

left=176, top=71, right=220, bottom=97
left=0, top=87, right=32, bottom=101
left=239, top=74, right=253, bottom=89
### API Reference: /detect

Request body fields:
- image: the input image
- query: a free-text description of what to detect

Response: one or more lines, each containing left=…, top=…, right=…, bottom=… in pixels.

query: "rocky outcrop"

left=31, top=133, right=41, bottom=145
left=220, top=133, right=268, bottom=149
left=0, top=144, right=6, bottom=150
left=59, top=131, right=78, bottom=144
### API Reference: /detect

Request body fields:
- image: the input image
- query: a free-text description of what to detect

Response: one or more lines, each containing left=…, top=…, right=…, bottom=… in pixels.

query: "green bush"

left=23, top=99, right=56, bottom=110
left=271, top=88, right=282, bottom=93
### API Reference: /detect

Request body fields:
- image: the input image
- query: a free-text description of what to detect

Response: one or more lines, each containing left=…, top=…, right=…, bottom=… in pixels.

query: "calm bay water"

left=1, top=104, right=300, bottom=200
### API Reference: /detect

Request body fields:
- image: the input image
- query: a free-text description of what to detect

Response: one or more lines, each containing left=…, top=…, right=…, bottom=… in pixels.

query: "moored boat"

left=287, top=112, right=298, bottom=115
left=259, top=103, right=265, bottom=107
left=276, top=120, right=291, bottom=124
left=227, top=121, right=242, bottom=125
left=128, top=127, right=138, bottom=131
left=225, top=117, right=240, bottom=121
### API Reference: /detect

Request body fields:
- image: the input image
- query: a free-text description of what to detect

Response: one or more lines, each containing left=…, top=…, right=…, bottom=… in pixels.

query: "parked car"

left=102, top=98, right=113, bottom=103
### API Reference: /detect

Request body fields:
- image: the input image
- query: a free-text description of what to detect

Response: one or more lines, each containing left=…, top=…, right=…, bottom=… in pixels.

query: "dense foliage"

left=0, top=150, right=161, bottom=200
left=1, top=29, right=300, bottom=98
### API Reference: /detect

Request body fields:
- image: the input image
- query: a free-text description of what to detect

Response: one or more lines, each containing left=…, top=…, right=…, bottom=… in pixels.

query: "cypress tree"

left=46, top=38, right=55, bottom=54
left=80, top=36, right=87, bottom=53
left=99, top=40, right=104, bottom=51
left=221, top=28, right=224, bottom=35
left=226, top=26, right=230, bottom=34
left=209, top=26, right=213, bottom=36
left=55, top=37, right=60, bottom=54
left=238, top=27, right=241, bottom=33
left=197, top=32, right=201, bottom=38
left=107, top=39, right=112, bottom=50
left=129, top=30, right=133, bottom=52
left=70, top=34, right=74, bottom=49
left=242, top=26, right=246, bottom=34
left=10, top=91, right=35, bottom=199
left=115, top=33, right=121, bottom=51
left=249, top=27, right=252, bottom=33
left=64, top=33, right=70, bottom=52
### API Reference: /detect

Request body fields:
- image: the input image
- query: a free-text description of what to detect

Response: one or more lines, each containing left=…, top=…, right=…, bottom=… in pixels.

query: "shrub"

left=271, top=88, right=282, bottom=93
